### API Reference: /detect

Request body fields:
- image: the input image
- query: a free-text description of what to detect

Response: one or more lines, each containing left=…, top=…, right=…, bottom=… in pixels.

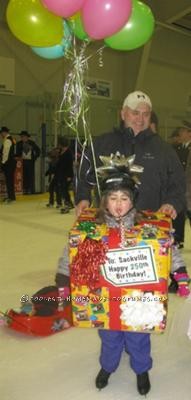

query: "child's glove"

left=174, top=272, right=190, bottom=297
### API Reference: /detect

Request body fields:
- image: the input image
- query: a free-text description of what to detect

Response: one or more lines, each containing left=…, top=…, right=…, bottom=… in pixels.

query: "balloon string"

left=85, top=45, right=106, bottom=63
left=89, top=134, right=101, bottom=199
left=57, top=38, right=106, bottom=196
left=58, top=37, right=90, bottom=142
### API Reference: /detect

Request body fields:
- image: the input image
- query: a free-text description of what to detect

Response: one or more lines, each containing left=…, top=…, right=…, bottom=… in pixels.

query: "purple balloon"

left=42, top=0, right=86, bottom=18
left=82, top=0, right=132, bottom=40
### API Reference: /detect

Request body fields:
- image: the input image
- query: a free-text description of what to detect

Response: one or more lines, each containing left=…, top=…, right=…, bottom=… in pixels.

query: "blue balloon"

left=31, top=20, right=72, bottom=59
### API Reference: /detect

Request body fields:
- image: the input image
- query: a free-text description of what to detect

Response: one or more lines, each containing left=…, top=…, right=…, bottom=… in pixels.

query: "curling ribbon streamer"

left=57, top=38, right=105, bottom=197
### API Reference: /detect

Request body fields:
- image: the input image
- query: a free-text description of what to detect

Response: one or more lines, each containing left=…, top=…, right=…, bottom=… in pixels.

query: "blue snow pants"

left=99, top=330, right=152, bottom=375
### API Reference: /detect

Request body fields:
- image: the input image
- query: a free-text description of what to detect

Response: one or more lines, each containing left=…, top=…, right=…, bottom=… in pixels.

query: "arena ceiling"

left=145, top=0, right=191, bottom=36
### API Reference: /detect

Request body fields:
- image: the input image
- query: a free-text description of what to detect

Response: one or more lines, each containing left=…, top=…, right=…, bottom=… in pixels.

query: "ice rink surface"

left=0, top=196, right=191, bottom=400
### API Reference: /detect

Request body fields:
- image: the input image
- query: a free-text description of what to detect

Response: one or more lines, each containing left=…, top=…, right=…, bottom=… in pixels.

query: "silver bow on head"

left=96, top=152, right=144, bottom=184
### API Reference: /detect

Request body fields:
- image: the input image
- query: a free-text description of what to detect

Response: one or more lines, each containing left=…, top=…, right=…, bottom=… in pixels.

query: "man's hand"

left=75, top=200, right=90, bottom=218
left=158, top=203, right=177, bottom=219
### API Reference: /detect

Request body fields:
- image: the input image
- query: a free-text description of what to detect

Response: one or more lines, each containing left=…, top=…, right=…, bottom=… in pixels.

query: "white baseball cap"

left=123, top=91, right=152, bottom=110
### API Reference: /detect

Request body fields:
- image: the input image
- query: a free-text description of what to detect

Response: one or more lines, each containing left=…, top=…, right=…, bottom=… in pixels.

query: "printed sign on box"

left=102, top=246, right=159, bottom=287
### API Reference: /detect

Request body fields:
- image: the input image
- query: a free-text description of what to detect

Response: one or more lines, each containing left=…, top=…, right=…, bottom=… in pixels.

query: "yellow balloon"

left=6, top=0, right=63, bottom=46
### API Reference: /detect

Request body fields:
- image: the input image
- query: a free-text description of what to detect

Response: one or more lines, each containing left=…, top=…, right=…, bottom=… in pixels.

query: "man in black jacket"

left=16, top=130, right=41, bottom=194
left=76, top=90, right=185, bottom=219
left=75, top=92, right=188, bottom=300
left=0, top=126, right=17, bottom=202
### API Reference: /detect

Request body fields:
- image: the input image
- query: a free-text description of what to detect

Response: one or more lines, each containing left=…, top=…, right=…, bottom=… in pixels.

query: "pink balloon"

left=82, top=0, right=132, bottom=40
left=42, top=0, right=86, bottom=18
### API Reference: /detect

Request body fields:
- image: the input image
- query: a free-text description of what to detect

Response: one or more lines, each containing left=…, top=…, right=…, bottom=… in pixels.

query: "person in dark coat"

left=56, top=136, right=74, bottom=213
left=16, top=130, right=41, bottom=194
left=150, top=110, right=159, bottom=133
left=172, top=125, right=191, bottom=169
left=170, top=124, right=191, bottom=249
left=0, top=126, right=17, bottom=202
left=185, top=147, right=191, bottom=224
left=45, top=147, right=61, bottom=208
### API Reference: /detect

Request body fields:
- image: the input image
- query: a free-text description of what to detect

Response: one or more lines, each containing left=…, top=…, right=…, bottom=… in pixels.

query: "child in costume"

left=55, top=156, right=189, bottom=396
left=91, top=162, right=190, bottom=394
left=93, top=165, right=153, bottom=395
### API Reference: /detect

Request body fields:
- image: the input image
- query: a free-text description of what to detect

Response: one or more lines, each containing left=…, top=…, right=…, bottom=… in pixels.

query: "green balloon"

left=6, top=0, right=63, bottom=47
left=104, top=0, right=155, bottom=51
left=68, top=12, right=89, bottom=41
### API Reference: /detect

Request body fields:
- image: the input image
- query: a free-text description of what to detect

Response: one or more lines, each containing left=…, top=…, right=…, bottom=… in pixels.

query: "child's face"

left=106, top=190, right=132, bottom=218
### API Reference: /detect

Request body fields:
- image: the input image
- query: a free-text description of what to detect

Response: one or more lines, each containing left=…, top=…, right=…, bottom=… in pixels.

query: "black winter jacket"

left=16, top=139, right=40, bottom=162
left=55, top=148, right=74, bottom=182
left=76, top=127, right=186, bottom=213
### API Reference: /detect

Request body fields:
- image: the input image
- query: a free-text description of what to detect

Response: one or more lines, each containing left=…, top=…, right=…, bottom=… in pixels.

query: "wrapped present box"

left=69, top=209, right=172, bottom=333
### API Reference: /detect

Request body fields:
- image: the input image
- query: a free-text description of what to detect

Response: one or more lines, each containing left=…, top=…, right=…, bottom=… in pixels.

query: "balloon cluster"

left=6, top=0, right=155, bottom=60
